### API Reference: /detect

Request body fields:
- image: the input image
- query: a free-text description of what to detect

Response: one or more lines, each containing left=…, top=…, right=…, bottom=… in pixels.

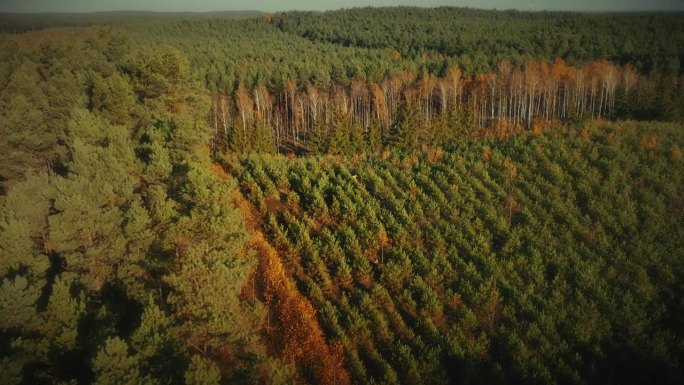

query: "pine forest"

left=0, top=5, right=682, bottom=385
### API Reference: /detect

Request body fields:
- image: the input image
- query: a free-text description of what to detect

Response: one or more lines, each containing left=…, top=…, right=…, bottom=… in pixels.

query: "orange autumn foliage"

left=253, top=232, right=350, bottom=385
left=427, top=147, right=445, bottom=163
left=482, top=145, right=492, bottom=162
left=210, top=163, right=229, bottom=180
left=641, top=135, right=659, bottom=151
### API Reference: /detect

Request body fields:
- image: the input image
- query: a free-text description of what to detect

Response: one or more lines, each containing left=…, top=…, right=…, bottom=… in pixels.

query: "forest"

left=0, top=6, right=682, bottom=385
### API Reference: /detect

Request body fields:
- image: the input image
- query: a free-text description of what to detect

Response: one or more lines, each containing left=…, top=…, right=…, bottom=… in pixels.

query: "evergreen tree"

left=93, top=337, right=152, bottom=385
left=164, top=163, right=263, bottom=379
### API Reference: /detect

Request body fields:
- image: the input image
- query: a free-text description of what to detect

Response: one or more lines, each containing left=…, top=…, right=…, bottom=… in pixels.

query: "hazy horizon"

left=1, top=0, right=683, bottom=14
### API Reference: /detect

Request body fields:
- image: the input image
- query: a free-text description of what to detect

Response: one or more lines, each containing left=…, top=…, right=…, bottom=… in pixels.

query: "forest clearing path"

left=231, top=182, right=351, bottom=385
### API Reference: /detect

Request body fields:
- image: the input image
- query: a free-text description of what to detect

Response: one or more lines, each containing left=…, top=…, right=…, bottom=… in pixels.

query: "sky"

left=0, top=0, right=683, bottom=13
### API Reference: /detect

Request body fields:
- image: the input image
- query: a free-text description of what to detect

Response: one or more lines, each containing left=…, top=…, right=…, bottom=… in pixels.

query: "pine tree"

left=389, top=96, right=420, bottom=150
left=49, top=110, right=142, bottom=293
left=184, top=355, right=222, bottom=385
left=164, top=163, right=263, bottom=378
left=93, top=337, right=152, bottom=385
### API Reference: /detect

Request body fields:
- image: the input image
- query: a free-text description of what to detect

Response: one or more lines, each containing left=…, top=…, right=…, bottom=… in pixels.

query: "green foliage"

left=237, top=122, right=684, bottom=385
left=275, top=7, right=684, bottom=75
left=0, top=28, right=266, bottom=385
left=0, top=276, right=41, bottom=330
left=40, top=276, right=86, bottom=351
left=0, top=175, right=50, bottom=279
left=93, top=337, right=151, bottom=385
left=125, top=46, right=192, bottom=101
left=0, top=62, right=53, bottom=187
left=389, top=99, right=421, bottom=150
left=184, top=355, right=221, bottom=385
left=90, top=72, right=139, bottom=125
left=49, top=110, right=141, bottom=292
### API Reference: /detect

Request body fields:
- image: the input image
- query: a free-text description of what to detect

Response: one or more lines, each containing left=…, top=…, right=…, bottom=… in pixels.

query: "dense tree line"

left=0, top=29, right=292, bottom=384
left=88, top=9, right=683, bottom=154
left=0, top=11, right=262, bottom=34
left=207, top=58, right=684, bottom=155
left=6, top=7, right=682, bottom=90
left=274, top=7, right=684, bottom=75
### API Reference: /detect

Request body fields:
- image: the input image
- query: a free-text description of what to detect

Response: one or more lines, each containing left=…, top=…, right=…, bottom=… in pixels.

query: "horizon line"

left=2, top=6, right=684, bottom=16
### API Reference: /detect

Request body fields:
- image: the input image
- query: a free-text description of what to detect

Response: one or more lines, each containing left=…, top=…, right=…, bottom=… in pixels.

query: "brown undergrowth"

left=233, top=188, right=350, bottom=385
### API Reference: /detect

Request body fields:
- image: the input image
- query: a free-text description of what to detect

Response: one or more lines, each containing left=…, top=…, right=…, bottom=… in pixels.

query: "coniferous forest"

left=0, top=6, right=683, bottom=385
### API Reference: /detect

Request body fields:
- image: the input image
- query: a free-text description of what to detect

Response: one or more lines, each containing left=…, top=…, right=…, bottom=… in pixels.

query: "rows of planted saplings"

left=230, top=121, right=683, bottom=385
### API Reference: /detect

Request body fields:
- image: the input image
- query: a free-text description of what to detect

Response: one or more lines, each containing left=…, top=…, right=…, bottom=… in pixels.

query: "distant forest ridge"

left=2, top=6, right=682, bottom=155
left=0, top=10, right=263, bottom=33
left=273, top=7, right=684, bottom=75
left=2, top=7, right=683, bottom=77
